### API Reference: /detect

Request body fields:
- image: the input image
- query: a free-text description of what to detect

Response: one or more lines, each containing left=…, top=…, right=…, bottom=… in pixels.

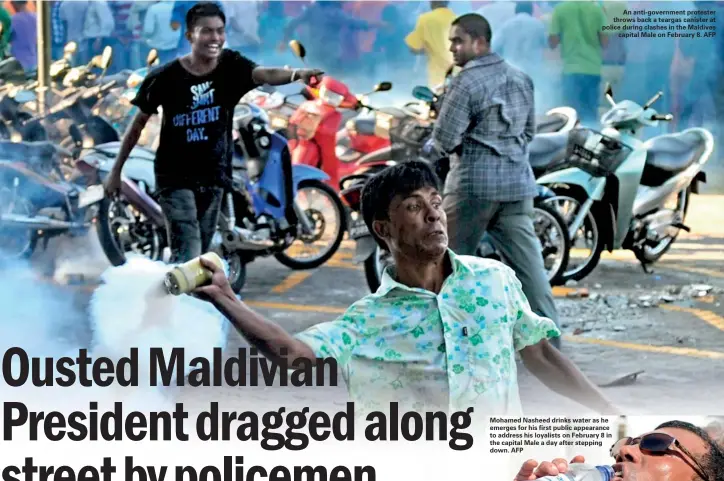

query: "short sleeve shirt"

left=131, top=49, right=258, bottom=190
left=294, top=250, right=561, bottom=416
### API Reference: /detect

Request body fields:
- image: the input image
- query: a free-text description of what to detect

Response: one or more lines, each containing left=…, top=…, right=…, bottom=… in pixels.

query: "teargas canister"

left=164, top=252, right=224, bottom=295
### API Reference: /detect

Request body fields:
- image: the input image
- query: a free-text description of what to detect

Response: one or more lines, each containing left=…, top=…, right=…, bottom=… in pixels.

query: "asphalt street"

left=6, top=195, right=724, bottom=417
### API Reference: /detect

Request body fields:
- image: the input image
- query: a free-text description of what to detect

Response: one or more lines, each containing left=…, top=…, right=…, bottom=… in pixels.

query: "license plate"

left=78, top=184, right=105, bottom=208
left=349, top=219, right=370, bottom=239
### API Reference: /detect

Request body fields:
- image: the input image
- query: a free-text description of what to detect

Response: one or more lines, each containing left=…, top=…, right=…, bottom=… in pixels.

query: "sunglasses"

left=610, top=432, right=710, bottom=481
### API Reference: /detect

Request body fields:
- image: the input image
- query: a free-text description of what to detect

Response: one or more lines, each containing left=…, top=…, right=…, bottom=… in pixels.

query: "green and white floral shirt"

left=294, top=250, right=561, bottom=416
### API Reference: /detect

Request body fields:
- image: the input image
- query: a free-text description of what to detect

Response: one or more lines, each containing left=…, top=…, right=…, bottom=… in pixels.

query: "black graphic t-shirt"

left=131, top=49, right=258, bottom=189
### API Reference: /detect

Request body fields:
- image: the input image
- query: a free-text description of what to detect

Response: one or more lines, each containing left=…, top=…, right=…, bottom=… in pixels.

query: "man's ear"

left=372, top=219, right=389, bottom=241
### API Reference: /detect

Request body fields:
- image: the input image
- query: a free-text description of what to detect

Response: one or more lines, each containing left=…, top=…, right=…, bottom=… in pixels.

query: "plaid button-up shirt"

left=433, top=53, right=538, bottom=201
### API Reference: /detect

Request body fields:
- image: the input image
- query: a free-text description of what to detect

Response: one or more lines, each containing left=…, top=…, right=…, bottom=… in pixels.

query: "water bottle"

left=536, top=463, right=615, bottom=481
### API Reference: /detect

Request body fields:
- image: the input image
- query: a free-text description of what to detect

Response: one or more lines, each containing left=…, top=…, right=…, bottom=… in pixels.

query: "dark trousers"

left=562, top=73, right=601, bottom=126
left=156, top=186, right=225, bottom=263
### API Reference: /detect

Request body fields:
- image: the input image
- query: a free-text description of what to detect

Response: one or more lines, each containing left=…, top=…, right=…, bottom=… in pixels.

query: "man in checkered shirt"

left=432, top=12, right=561, bottom=349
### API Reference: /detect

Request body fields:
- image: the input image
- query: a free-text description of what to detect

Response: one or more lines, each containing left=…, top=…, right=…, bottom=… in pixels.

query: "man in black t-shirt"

left=104, top=2, right=322, bottom=263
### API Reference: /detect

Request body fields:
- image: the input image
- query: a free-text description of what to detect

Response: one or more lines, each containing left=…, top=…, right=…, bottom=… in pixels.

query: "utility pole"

left=36, top=0, right=52, bottom=115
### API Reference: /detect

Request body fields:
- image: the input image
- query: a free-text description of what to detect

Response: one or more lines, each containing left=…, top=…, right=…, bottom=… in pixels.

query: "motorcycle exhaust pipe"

left=221, top=227, right=272, bottom=252
left=0, top=213, right=86, bottom=230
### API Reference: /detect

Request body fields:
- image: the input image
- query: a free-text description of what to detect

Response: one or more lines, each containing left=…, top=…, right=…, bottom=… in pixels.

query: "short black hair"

left=360, top=161, right=441, bottom=250
left=656, top=420, right=724, bottom=481
left=186, top=2, right=226, bottom=32
left=515, top=2, right=533, bottom=15
left=452, top=13, right=492, bottom=44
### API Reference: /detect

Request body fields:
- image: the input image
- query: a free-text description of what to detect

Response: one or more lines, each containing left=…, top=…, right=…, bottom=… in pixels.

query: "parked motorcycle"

left=0, top=140, right=105, bottom=263
left=286, top=40, right=393, bottom=191
left=537, top=84, right=712, bottom=282
left=79, top=102, right=347, bottom=292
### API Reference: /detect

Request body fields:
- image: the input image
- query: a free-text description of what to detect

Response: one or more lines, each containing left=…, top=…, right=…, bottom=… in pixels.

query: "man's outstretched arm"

left=194, top=257, right=315, bottom=363
left=252, top=67, right=323, bottom=86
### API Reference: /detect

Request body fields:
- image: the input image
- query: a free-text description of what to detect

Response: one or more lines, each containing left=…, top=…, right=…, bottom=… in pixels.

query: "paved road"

left=5, top=196, right=724, bottom=416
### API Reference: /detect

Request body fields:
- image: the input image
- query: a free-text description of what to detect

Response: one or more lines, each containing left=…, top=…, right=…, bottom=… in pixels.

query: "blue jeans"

left=562, top=73, right=601, bottom=126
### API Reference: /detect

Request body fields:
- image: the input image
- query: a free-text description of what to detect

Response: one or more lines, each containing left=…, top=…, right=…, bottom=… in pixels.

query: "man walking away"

left=548, top=0, right=608, bottom=125
left=222, top=0, right=261, bottom=57
left=433, top=13, right=562, bottom=349
left=104, top=2, right=323, bottom=264
left=405, top=1, right=456, bottom=89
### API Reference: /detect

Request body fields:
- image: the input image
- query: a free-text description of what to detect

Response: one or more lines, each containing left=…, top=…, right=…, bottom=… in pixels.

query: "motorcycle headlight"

left=319, top=86, right=343, bottom=108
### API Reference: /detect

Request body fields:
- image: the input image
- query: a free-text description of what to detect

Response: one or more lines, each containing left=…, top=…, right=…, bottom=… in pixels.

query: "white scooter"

left=537, top=84, right=713, bottom=282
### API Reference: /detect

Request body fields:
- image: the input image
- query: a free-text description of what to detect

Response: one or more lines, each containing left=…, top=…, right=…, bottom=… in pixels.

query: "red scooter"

left=286, top=41, right=392, bottom=191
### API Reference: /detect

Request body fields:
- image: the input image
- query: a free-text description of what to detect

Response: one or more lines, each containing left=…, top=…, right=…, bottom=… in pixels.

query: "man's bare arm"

left=520, top=340, right=618, bottom=414
left=210, top=289, right=316, bottom=364
left=252, top=67, right=296, bottom=86
left=548, top=34, right=560, bottom=49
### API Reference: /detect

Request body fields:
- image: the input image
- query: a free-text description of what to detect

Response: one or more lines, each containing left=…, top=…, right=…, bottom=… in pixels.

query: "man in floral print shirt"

left=194, top=161, right=618, bottom=417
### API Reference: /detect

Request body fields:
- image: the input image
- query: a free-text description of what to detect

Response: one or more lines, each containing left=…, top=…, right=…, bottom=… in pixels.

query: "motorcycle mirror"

left=374, top=81, right=392, bottom=92
left=604, top=83, right=615, bottom=106
left=412, top=85, right=435, bottom=103
left=100, top=46, right=113, bottom=70
left=643, top=90, right=663, bottom=110
left=64, top=41, right=77, bottom=57
left=49, top=60, right=66, bottom=78
left=147, top=49, right=159, bottom=67
left=288, top=40, right=306, bottom=60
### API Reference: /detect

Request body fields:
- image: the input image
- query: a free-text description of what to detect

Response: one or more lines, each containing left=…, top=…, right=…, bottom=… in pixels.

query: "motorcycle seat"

left=640, top=131, right=708, bottom=187
left=0, top=140, right=61, bottom=161
left=529, top=131, right=569, bottom=175
left=535, top=112, right=569, bottom=134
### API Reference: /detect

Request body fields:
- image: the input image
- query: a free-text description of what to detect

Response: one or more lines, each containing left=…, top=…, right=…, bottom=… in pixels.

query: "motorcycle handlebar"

left=651, top=113, right=673, bottom=121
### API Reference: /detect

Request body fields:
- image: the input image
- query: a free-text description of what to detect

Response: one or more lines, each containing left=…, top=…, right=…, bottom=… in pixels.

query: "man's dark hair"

left=656, top=420, right=724, bottom=481
left=515, top=2, right=533, bottom=15
left=186, top=2, right=226, bottom=32
left=452, top=13, right=492, bottom=44
left=431, top=1, right=449, bottom=9
left=360, top=161, right=441, bottom=250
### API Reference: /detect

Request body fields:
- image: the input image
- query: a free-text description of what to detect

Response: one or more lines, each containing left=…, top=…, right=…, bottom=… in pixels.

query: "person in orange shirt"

left=404, top=1, right=456, bottom=89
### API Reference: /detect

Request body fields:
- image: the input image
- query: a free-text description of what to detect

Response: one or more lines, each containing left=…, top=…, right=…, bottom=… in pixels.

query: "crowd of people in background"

left=0, top=0, right=722, bottom=140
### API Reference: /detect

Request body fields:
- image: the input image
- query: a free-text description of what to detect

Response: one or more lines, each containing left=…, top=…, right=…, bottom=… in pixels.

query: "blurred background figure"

left=81, top=0, right=115, bottom=67
left=281, top=1, right=379, bottom=75
left=222, top=0, right=261, bottom=57
left=548, top=0, right=608, bottom=125
left=143, top=0, right=181, bottom=65
left=599, top=0, right=627, bottom=118
left=404, top=1, right=455, bottom=89
left=491, top=2, right=547, bottom=110
left=476, top=0, right=515, bottom=35
left=0, top=1, right=12, bottom=59
left=9, top=1, right=36, bottom=70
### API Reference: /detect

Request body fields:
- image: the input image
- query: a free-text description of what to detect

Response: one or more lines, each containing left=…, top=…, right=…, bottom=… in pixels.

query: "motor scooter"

left=76, top=102, right=347, bottom=293
left=285, top=40, right=393, bottom=191
left=536, top=84, right=712, bottom=282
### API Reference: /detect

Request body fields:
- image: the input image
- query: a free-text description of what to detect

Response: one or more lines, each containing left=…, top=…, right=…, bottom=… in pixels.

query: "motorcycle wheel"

left=225, top=252, right=248, bottom=294
left=96, top=196, right=166, bottom=266
left=532, top=198, right=571, bottom=287
left=635, top=187, right=690, bottom=264
left=542, top=190, right=604, bottom=284
left=274, top=179, right=347, bottom=270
